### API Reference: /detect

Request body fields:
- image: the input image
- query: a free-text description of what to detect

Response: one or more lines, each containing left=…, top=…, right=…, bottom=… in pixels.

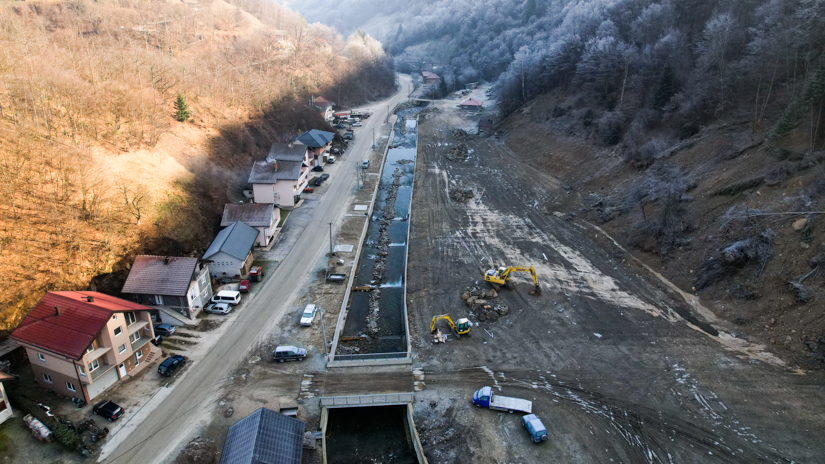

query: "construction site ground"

left=403, top=97, right=825, bottom=463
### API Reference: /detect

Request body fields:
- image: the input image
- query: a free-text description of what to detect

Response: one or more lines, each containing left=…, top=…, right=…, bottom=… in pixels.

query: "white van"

left=211, top=290, right=242, bottom=305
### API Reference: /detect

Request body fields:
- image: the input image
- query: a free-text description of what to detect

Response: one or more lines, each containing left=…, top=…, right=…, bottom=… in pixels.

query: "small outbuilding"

left=220, top=407, right=305, bottom=464
left=0, top=371, right=13, bottom=425
left=203, top=222, right=259, bottom=279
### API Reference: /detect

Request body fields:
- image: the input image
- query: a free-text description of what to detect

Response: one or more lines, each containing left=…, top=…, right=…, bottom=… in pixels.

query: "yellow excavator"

left=431, top=315, right=471, bottom=338
left=484, top=266, right=542, bottom=295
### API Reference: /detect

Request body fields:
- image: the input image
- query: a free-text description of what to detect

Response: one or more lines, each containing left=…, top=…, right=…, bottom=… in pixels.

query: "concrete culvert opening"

left=326, top=405, right=417, bottom=464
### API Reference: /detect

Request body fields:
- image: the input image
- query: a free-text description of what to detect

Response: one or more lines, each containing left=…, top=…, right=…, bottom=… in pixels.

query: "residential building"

left=422, top=71, right=441, bottom=85
left=459, top=98, right=483, bottom=109
left=203, top=222, right=259, bottom=278
left=0, top=371, right=13, bottom=425
left=121, top=256, right=213, bottom=322
left=249, top=143, right=314, bottom=209
left=11, top=291, right=158, bottom=403
left=220, top=408, right=305, bottom=464
left=294, top=129, right=335, bottom=166
left=313, top=96, right=335, bottom=121
left=221, top=203, right=280, bottom=247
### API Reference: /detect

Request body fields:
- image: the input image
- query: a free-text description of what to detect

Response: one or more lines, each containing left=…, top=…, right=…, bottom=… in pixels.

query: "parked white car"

left=327, top=156, right=336, bottom=163
left=352, top=122, right=362, bottom=127
left=300, top=304, right=317, bottom=326
left=205, top=303, right=233, bottom=315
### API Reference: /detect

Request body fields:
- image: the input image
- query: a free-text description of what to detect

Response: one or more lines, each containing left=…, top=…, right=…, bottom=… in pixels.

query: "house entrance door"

left=118, top=363, right=126, bottom=378
left=154, top=295, right=163, bottom=305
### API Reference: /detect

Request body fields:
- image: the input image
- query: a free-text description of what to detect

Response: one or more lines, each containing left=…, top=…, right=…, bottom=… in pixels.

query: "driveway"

left=99, top=74, right=413, bottom=463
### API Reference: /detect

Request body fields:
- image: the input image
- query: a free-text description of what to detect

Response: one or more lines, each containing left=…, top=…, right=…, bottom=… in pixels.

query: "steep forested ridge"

left=0, top=0, right=394, bottom=330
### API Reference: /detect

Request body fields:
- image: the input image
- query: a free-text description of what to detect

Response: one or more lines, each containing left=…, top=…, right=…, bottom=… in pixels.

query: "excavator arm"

left=487, top=266, right=542, bottom=295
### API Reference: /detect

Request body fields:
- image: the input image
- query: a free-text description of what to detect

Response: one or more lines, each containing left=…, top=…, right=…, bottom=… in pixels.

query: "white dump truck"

left=472, top=386, right=532, bottom=413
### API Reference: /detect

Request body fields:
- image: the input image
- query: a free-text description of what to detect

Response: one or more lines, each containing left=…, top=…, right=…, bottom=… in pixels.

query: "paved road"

left=100, top=75, right=413, bottom=464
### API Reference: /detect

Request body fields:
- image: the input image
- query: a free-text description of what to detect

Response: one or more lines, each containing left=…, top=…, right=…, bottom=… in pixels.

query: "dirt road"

left=406, top=103, right=825, bottom=463
left=99, top=75, right=412, bottom=464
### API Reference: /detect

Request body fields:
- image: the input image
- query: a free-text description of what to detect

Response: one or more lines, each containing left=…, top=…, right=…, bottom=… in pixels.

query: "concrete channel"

left=328, top=111, right=421, bottom=367
left=319, top=393, right=427, bottom=464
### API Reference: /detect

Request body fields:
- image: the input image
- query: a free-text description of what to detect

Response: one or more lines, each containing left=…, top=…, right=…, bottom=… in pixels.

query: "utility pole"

left=320, top=306, right=328, bottom=357
left=328, top=222, right=334, bottom=256
left=372, top=127, right=375, bottom=148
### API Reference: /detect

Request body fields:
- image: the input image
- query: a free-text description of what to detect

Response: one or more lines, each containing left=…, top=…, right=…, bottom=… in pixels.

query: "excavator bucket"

left=529, top=285, right=541, bottom=296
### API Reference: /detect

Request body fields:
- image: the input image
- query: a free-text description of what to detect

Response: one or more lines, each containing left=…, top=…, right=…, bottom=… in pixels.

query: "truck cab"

left=522, top=414, right=548, bottom=443
left=472, top=386, right=493, bottom=408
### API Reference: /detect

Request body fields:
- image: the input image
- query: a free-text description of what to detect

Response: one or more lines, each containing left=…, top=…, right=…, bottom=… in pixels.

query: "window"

left=88, top=359, right=100, bottom=372
left=78, top=365, right=86, bottom=376
left=66, top=382, right=76, bottom=392
left=43, top=373, right=52, bottom=383
left=136, top=350, right=143, bottom=359
left=37, top=353, right=45, bottom=362
left=114, top=326, right=123, bottom=336
left=125, top=311, right=137, bottom=326
left=130, top=332, right=140, bottom=343
left=86, top=344, right=95, bottom=354
left=118, top=344, right=126, bottom=354
left=112, top=314, right=117, bottom=320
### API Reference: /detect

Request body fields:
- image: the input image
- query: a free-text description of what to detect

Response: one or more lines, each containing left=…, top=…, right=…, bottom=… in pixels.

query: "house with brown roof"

left=221, top=203, right=280, bottom=247
left=0, top=371, right=13, bottom=425
left=121, top=256, right=213, bottom=323
left=421, top=71, right=441, bottom=86
left=11, top=292, right=158, bottom=403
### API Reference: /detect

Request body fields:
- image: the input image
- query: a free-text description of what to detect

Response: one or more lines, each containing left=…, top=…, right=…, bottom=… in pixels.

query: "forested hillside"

left=291, top=0, right=825, bottom=362
left=0, top=0, right=394, bottom=330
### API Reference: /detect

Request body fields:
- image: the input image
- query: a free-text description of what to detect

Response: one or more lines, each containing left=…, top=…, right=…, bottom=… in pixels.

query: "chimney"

left=86, top=296, right=94, bottom=303
left=54, top=305, right=60, bottom=316
left=164, top=256, right=170, bottom=265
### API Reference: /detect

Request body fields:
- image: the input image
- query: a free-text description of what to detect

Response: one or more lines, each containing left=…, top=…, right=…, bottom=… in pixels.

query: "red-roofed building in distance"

left=459, top=98, right=483, bottom=109
left=312, top=96, right=335, bottom=121
left=11, top=291, right=159, bottom=403
left=421, top=71, right=441, bottom=86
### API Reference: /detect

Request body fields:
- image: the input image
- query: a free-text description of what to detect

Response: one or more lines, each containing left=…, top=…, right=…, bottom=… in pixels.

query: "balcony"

left=130, top=334, right=151, bottom=352
left=89, top=363, right=115, bottom=383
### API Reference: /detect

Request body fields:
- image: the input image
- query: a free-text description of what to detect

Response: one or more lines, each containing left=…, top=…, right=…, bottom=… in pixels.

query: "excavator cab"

left=483, top=265, right=542, bottom=296
left=431, top=315, right=471, bottom=338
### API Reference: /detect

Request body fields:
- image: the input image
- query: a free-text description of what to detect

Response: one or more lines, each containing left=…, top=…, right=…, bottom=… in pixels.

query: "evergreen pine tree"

left=174, top=94, right=191, bottom=122
left=439, top=77, right=449, bottom=98
left=654, top=65, right=676, bottom=110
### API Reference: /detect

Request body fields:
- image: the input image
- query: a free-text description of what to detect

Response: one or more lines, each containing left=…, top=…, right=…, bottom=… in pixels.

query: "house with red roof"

left=421, top=71, right=441, bottom=86
left=459, top=98, right=483, bottom=109
left=312, top=96, right=335, bottom=121
left=11, top=291, right=159, bottom=403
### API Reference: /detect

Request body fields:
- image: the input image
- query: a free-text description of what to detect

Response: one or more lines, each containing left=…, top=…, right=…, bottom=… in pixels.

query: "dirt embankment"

left=501, top=92, right=825, bottom=368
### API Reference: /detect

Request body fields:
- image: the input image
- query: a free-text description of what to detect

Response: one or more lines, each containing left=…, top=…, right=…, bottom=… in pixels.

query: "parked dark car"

left=93, top=400, right=124, bottom=421
left=273, top=346, right=307, bottom=362
left=153, top=323, right=176, bottom=336
left=150, top=335, right=163, bottom=346
left=334, top=123, right=346, bottom=129
left=158, top=355, right=186, bottom=377
left=311, top=165, right=324, bottom=172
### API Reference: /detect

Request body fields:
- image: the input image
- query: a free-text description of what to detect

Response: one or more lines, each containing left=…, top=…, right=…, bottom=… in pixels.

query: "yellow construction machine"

left=484, top=266, right=541, bottom=295
left=431, top=315, right=471, bottom=338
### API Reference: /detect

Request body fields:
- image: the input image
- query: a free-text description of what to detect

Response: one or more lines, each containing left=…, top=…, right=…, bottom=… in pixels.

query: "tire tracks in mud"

left=425, top=367, right=791, bottom=464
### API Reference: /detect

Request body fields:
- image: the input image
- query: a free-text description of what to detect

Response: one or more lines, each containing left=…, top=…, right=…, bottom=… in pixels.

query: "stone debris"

left=446, top=143, right=469, bottom=161
left=452, top=129, right=470, bottom=140
left=432, top=329, right=446, bottom=343
left=365, top=168, right=404, bottom=336
left=451, top=187, right=475, bottom=202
